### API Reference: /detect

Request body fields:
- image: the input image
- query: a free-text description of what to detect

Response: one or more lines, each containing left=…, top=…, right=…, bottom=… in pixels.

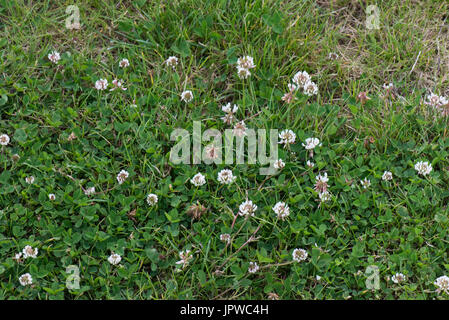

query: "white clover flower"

left=238, top=200, right=257, bottom=217
left=190, top=173, right=206, bottom=187
left=176, top=250, right=193, bottom=269
left=425, top=92, right=442, bottom=107
left=316, top=172, right=329, bottom=183
left=233, top=121, right=247, bottom=137
left=13, top=252, right=22, bottom=262
left=48, top=51, right=61, bottom=64
left=109, top=79, right=127, bottom=91
left=383, top=83, right=394, bottom=90
left=19, top=273, right=33, bottom=286
left=382, top=171, right=393, bottom=181
left=48, top=194, right=56, bottom=201
left=237, top=67, right=251, bottom=79
left=328, top=52, right=339, bottom=60
left=222, top=103, right=238, bottom=114
left=248, top=261, right=259, bottom=273
left=306, top=160, right=315, bottom=168
left=84, top=186, right=95, bottom=196
left=272, top=201, right=290, bottom=220
left=165, top=56, right=178, bottom=68
left=95, top=79, right=108, bottom=90
left=0, top=134, right=10, bottom=146
left=217, top=169, right=236, bottom=185
left=292, top=71, right=310, bottom=87
left=119, top=58, right=130, bottom=68
left=220, top=233, right=231, bottom=244
left=146, top=193, right=158, bottom=206
left=22, top=245, right=38, bottom=259
left=434, top=275, right=449, bottom=294
left=318, top=191, right=331, bottom=202
left=273, top=159, right=285, bottom=170
left=414, top=161, right=432, bottom=176
left=108, top=253, right=122, bottom=265
left=116, top=170, right=129, bottom=184
left=288, top=83, right=297, bottom=92
left=279, top=129, right=296, bottom=145
left=391, top=273, right=406, bottom=284
left=25, top=176, right=35, bottom=184
left=237, top=56, right=256, bottom=70
left=302, top=137, right=321, bottom=150
left=181, top=90, right=193, bottom=103
left=292, top=248, right=308, bottom=262
left=360, top=178, right=371, bottom=189
left=303, top=81, right=318, bottom=96
left=439, top=96, right=449, bottom=107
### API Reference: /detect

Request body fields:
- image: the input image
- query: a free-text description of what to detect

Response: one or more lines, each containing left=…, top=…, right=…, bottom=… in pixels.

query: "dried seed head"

left=186, top=202, right=207, bottom=220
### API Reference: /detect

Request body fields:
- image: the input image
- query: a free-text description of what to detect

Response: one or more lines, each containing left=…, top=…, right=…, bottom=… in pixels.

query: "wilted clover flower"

left=0, top=134, right=10, bottom=146
left=414, top=161, right=432, bottom=176
left=190, top=173, right=206, bottom=187
left=238, top=200, right=257, bottom=217
left=176, top=250, right=193, bottom=269
left=279, top=129, right=296, bottom=146
left=306, top=160, right=315, bottom=168
left=48, top=51, right=61, bottom=64
left=328, top=52, right=339, bottom=60
left=391, top=273, right=406, bottom=284
left=292, top=248, right=308, bottom=262
left=233, top=121, right=247, bottom=137
left=315, top=172, right=329, bottom=193
left=22, top=245, right=38, bottom=259
left=146, top=193, right=158, bottom=206
left=248, top=261, right=259, bottom=273
left=119, top=58, right=130, bottom=68
left=382, top=171, right=393, bottom=181
left=95, top=79, right=108, bottom=90
left=217, top=169, right=236, bottom=185
left=272, top=201, right=290, bottom=220
left=108, top=253, right=122, bottom=265
left=434, top=275, right=449, bottom=294
left=19, top=273, right=33, bottom=286
left=181, top=90, right=193, bottom=103
left=282, top=83, right=298, bottom=103
left=220, top=233, right=231, bottom=244
left=116, top=170, right=129, bottom=184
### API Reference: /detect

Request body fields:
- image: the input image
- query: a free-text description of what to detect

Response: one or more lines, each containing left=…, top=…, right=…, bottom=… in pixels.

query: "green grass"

left=1, top=0, right=449, bottom=299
